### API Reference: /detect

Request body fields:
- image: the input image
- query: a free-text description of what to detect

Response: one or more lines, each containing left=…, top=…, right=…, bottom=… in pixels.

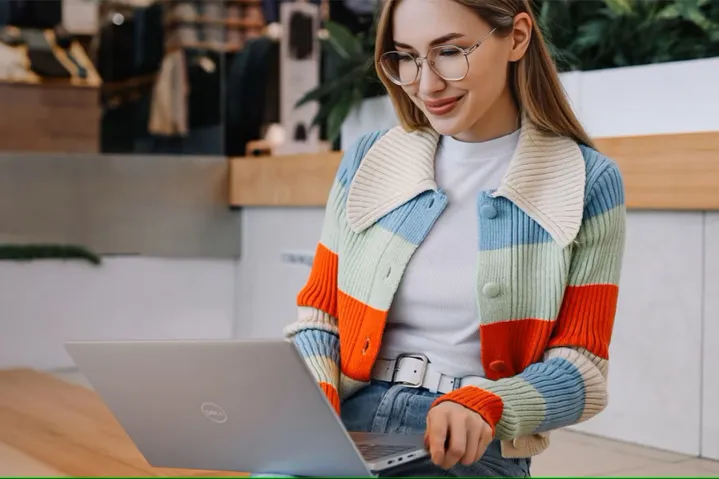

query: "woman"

left=286, top=0, right=626, bottom=476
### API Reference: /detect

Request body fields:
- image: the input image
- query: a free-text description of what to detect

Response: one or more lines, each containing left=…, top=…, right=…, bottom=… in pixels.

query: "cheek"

left=464, top=60, right=507, bottom=101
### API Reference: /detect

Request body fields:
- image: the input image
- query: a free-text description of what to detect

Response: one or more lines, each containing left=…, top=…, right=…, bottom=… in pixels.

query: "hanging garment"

left=148, top=49, right=189, bottom=136
left=225, top=36, right=278, bottom=156
left=0, top=42, right=28, bottom=80
left=7, top=0, right=61, bottom=28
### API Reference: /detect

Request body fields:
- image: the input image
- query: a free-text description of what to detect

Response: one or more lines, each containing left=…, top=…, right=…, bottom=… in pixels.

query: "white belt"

left=371, top=354, right=492, bottom=394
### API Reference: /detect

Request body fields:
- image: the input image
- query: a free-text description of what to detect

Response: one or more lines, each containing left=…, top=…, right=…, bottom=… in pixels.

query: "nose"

left=417, top=60, right=445, bottom=96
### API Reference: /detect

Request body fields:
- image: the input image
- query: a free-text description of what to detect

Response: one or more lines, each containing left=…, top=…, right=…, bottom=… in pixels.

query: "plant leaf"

left=324, top=21, right=363, bottom=60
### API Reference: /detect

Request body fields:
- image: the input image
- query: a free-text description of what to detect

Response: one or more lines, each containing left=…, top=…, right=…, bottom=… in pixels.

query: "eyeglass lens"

left=381, top=45, right=468, bottom=85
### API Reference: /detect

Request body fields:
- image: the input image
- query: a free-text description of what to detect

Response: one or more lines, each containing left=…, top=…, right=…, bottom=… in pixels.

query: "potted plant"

left=298, top=0, right=719, bottom=145
left=0, top=244, right=101, bottom=265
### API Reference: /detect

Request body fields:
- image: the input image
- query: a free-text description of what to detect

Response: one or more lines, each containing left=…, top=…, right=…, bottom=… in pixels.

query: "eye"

left=437, top=47, right=461, bottom=57
left=398, top=54, right=415, bottom=63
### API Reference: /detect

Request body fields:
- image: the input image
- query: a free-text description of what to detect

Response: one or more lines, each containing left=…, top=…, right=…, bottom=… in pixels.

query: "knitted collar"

left=345, top=117, right=586, bottom=248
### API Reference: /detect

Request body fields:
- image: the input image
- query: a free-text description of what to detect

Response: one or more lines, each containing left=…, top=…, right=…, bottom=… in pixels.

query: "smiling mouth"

left=423, top=96, right=464, bottom=116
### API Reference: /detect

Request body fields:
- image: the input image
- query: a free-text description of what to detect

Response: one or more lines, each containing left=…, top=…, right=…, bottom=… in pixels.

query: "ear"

left=508, top=12, right=532, bottom=62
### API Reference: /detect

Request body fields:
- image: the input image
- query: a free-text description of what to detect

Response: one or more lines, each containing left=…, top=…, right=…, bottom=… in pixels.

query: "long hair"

left=374, top=0, right=595, bottom=148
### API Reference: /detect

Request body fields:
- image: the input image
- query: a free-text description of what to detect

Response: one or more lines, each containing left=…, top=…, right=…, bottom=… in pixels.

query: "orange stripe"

left=297, top=242, right=338, bottom=318
left=548, top=284, right=618, bottom=359
left=337, top=290, right=387, bottom=381
left=480, top=319, right=554, bottom=380
left=319, top=381, right=341, bottom=414
left=432, top=387, right=503, bottom=435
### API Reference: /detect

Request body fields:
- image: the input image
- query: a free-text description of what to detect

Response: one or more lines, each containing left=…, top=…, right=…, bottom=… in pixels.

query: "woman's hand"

left=424, top=401, right=493, bottom=469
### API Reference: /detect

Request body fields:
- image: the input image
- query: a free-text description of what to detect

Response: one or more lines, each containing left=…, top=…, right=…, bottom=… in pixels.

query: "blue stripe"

left=336, top=130, right=388, bottom=191
left=520, top=356, right=586, bottom=433
left=377, top=190, right=447, bottom=245
left=581, top=146, right=625, bottom=220
left=478, top=194, right=553, bottom=251
left=293, top=329, right=340, bottom=365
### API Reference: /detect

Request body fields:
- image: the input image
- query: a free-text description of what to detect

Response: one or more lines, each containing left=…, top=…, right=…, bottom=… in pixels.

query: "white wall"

left=341, top=57, right=719, bottom=149
left=568, top=212, right=704, bottom=456
left=0, top=258, right=236, bottom=370
left=234, top=208, right=325, bottom=339
left=703, top=212, right=719, bottom=460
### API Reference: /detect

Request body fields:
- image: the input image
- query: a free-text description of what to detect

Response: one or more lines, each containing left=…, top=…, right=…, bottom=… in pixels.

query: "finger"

left=474, top=425, right=493, bottom=463
left=461, top=419, right=481, bottom=466
left=427, top=411, right=449, bottom=467
left=442, top=412, right=467, bottom=470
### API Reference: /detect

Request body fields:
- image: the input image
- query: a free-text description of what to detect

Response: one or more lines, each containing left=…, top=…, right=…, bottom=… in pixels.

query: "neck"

left=453, top=87, right=519, bottom=142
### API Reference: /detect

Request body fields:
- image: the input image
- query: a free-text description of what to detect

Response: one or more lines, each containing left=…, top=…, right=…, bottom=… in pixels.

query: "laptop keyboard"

left=356, top=443, right=415, bottom=461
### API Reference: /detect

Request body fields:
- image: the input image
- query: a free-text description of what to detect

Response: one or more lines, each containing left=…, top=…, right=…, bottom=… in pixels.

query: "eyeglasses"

left=379, top=28, right=497, bottom=86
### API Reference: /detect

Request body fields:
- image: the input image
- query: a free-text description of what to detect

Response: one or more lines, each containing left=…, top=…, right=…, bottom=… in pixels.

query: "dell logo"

left=201, top=402, right=228, bottom=424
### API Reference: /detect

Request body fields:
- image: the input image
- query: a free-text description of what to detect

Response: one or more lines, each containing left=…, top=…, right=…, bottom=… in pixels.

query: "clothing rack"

left=162, top=0, right=266, bottom=53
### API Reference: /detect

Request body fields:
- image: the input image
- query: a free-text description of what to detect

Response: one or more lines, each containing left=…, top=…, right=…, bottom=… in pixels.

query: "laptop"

left=65, top=339, right=428, bottom=477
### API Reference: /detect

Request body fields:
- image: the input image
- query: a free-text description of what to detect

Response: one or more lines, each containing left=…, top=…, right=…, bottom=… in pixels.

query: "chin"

left=424, top=116, right=468, bottom=137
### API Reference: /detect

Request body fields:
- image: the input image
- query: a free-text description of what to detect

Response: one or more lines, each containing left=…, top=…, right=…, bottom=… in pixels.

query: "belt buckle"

left=392, top=353, right=429, bottom=388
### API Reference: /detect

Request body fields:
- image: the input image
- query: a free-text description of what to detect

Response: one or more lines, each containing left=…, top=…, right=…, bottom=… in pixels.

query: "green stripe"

left=568, top=205, right=626, bottom=286
left=338, top=224, right=417, bottom=312
left=319, top=179, right=346, bottom=253
left=478, top=241, right=571, bottom=324
left=484, top=376, right=546, bottom=439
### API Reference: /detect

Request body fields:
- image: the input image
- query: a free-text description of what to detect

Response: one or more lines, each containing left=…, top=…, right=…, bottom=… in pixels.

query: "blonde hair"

left=374, top=0, right=595, bottom=149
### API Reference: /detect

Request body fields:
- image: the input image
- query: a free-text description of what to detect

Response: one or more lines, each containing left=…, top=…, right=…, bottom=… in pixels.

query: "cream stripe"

left=284, top=306, right=339, bottom=337
left=346, top=126, right=439, bottom=233
left=304, top=354, right=340, bottom=385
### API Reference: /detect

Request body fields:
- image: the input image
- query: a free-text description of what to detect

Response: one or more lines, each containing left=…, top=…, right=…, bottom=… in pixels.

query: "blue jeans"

left=341, top=381, right=532, bottom=477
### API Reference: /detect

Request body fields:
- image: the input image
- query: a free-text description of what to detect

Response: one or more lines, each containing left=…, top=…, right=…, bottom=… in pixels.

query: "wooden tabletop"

left=0, top=369, right=246, bottom=477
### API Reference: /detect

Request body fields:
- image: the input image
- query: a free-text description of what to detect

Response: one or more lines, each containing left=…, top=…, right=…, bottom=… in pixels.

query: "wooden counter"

left=228, top=130, right=719, bottom=211
left=0, top=369, right=245, bottom=477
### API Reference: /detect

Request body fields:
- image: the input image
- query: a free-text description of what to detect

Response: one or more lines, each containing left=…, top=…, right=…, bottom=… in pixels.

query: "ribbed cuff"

left=319, top=381, right=341, bottom=414
left=431, top=386, right=504, bottom=435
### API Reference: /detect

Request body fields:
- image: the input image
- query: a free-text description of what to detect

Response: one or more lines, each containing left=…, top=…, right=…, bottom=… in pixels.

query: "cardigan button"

left=490, top=360, right=507, bottom=373
left=480, top=204, right=498, bottom=219
left=482, top=282, right=501, bottom=298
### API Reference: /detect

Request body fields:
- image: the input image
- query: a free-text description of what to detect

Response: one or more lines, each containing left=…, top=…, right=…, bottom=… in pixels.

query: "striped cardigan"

left=284, top=118, right=626, bottom=458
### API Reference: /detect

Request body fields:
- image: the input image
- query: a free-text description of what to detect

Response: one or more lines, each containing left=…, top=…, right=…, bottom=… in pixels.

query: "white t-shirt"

left=378, top=129, right=520, bottom=378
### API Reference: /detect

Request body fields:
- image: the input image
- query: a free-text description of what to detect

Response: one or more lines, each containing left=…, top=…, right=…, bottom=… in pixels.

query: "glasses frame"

left=379, top=28, right=497, bottom=86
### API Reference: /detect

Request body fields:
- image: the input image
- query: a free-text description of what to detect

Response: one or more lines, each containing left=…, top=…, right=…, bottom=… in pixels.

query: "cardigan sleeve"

left=283, top=172, right=344, bottom=414
left=283, top=132, right=385, bottom=414
left=432, top=161, right=626, bottom=439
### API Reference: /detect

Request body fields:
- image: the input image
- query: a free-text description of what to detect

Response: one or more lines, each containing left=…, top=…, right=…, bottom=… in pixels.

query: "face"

left=390, top=0, right=531, bottom=141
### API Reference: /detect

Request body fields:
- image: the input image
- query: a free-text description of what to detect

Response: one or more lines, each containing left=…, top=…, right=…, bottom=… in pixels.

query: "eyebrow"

left=394, top=32, right=465, bottom=50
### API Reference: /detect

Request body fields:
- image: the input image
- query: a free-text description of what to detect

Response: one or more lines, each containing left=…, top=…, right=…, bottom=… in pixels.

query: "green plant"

left=0, top=244, right=101, bottom=265
left=537, top=0, right=719, bottom=72
left=296, top=20, right=381, bottom=142
left=299, top=0, right=719, bottom=142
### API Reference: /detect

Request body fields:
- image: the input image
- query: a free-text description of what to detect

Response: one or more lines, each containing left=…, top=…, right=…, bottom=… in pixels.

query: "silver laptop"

left=65, top=339, right=428, bottom=477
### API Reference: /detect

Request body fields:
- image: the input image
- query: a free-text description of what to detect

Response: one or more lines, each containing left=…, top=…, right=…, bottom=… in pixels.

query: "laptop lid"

left=65, top=339, right=373, bottom=477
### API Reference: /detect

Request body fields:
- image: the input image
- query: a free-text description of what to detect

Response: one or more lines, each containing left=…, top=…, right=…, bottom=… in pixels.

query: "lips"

left=422, top=95, right=464, bottom=116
